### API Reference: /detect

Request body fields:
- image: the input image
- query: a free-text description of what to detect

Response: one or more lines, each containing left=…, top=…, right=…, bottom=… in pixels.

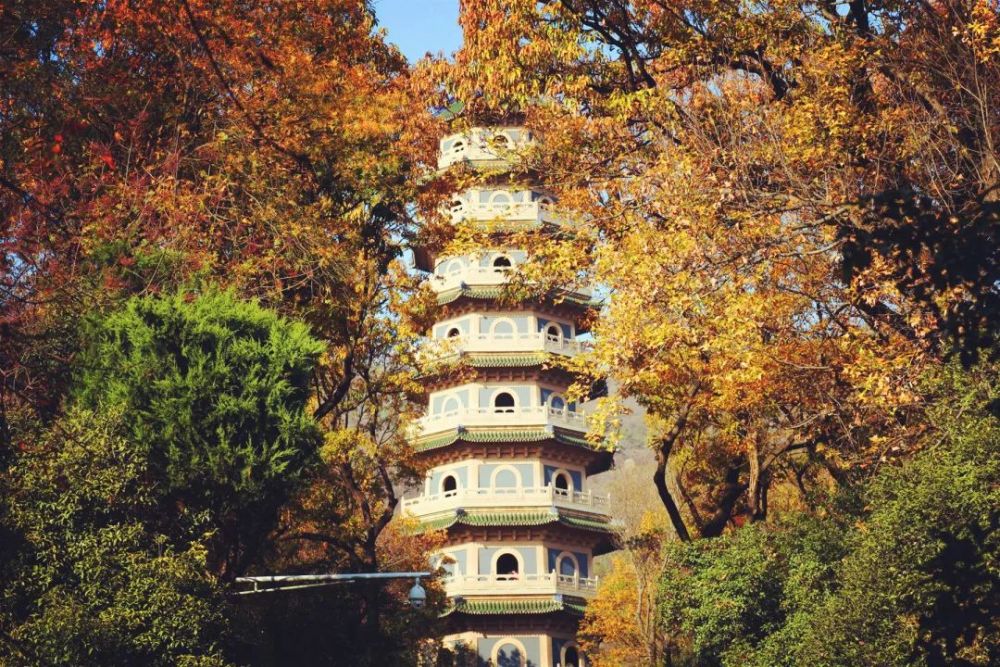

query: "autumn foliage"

left=429, top=1, right=1000, bottom=664
left=439, top=0, right=1000, bottom=540
left=2, top=1, right=442, bottom=664
left=2, top=0, right=999, bottom=664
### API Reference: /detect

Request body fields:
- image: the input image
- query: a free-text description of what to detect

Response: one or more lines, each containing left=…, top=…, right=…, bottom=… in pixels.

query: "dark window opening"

left=496, top=553, right=519, bottom=576
left=564, top=646, right=580, bottom=667
left=446, top=327, right=461, bottom=338
left=554, top=473, right=570, bottom=491
left=494, top=392, right=516, bottom=412
left=442, top=475, right=458, bottom=493
left=493, top=255, right=513, bottom=269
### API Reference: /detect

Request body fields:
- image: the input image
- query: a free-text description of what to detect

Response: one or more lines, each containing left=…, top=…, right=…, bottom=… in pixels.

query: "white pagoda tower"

left=406, top=125, right=615, bottom=667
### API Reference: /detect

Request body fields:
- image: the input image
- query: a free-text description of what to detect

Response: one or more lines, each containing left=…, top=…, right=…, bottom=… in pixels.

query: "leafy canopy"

left=73, top=288, right=324, bottom=576
left=656, top=363, right=1000, bottom=667
left=1, top=408, right=231, bottom=667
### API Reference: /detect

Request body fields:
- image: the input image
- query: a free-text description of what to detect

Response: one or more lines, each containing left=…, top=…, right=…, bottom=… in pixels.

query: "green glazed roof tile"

left=436, top=286, right=594, bottom=307
left=415, top=508, right=613, bottom=533
left=463, top=352, right=549, bottom=368
left=458, top=510, right=556, bottom=527
left=466, top=429, right=554, bottom=443
left=442, top=597, right=586, bottom=617
left=414, top=428, right=551, bottom=452
left=413, top=429, right=541, bottom=451
left=559, top=515, right=615, bottom=531
left=412, top=428, right=606, bottom=453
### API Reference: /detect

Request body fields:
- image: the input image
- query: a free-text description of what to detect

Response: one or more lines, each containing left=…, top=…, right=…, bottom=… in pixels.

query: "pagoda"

left=405, top=125, right=615, bottom=667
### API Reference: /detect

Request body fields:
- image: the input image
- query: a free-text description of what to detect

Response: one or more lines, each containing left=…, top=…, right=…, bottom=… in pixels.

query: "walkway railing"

left=421, top=331, right=589, bottom=359
left=442, top=571, right=600, bottom=598
left=447, top=200, right=569, bottom=227
left=402, top=485, right=610, bottom=516
left=414, top=405, right=587, bottom=437
left=437, top=128, right=533, bottom=169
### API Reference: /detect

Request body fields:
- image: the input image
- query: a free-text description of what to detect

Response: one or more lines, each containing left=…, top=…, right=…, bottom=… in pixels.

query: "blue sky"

left=373, top=0, right=463, bottom=62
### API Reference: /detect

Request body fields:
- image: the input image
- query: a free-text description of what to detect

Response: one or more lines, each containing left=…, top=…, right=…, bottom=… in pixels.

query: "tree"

left=2, top=1, right=444, bottom=657
left=794, top=362, right=1000, bottom=666
left=0, top=0, right=439, bottom=454
left=0, top=408, right=232, bottom=667
left=73, top=288, right=325, bottom=580
left=579, top=461, right=672, bottom=665
left=437, top=0, right=999, bottom=537
left=654, top=361, right=1000, bottom=666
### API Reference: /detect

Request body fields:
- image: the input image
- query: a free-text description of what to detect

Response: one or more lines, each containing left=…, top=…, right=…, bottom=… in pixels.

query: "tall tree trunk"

left=652, top=383, right=701, bottom=541
left=653, top=446, right=691, bottom=542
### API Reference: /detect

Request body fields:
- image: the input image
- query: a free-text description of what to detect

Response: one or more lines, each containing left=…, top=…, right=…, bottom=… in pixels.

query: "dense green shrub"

left=658, top=364, right=1000, bottom=667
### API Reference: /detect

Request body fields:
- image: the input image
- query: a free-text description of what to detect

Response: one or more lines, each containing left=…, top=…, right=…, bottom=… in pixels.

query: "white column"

left=472, top=459, right=483, bottom=490
left=540, top=634, right=553, bottom=666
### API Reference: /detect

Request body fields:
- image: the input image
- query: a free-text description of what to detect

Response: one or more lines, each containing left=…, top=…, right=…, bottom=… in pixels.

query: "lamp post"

left=235, top=571, right=432, bottom=607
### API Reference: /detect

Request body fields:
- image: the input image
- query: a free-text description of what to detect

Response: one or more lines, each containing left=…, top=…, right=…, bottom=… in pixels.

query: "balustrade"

left=447, top=200, right=568, bottom=227
left=415, top=404, right=587, bottom=437
left=402, top=484, right=610, bottom=516
left=421, top=331, right=588, bottom=360
left=442, top=571, right=600, bottom=598
left=437, top=128, right=533, bottom=169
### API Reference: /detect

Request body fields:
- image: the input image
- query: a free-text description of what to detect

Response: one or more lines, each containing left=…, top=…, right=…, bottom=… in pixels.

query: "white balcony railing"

left=443, top=571, right=600, bottom=598
left=414, top=405, right=587, bottom=438
left=438, top=128, right=533, bottom=170
left=430, top=266, right=510, bottom=293
left=402, top=485, right=610, bottom=517
left=448, top=200, right=568, bottom=227
left=421, top=331, right=588, bottom=361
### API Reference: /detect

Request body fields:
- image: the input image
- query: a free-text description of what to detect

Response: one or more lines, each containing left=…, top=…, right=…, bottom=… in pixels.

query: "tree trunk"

left=700, top=463, right=747, bottom=538
left=653, top=447, right=691, bottom=542
left=651, top=384, right=700, bottom=542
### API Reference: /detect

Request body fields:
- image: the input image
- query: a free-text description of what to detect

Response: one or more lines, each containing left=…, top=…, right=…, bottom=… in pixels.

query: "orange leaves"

left=431, top=0, right=985, bottom=535
left=578, top=552, right=665, bottom=666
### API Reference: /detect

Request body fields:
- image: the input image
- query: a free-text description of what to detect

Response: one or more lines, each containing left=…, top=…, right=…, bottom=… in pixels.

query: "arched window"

left=493, top=640, right=525, bottom=667
left=441, top=396, right=460, bottom=415
left=493, top=392, right=516, bottom=413
left=446, top=326, right=462, bottom=338
left=449, top=198, right=465, bottom=212
left=550, top=395, right=566, bottom=411
left=451, top=139, right=464, bottom=153
left=493, top=133, right=510, bottom=148
left=563, top=645, right=581, bottom=667
left=492, top=255, right=513, bottom=270
left=432, top=553, right=459, bottom=578
left=491, top=319, right=516, bottom=339
left=442, top=259, right=464, bottom=276
left=441, top=474, right=458, bottom=494
left=493, top=468, right=518, bottom=488
left=496, top=553, right=519, bottom=576
left=545, top=323, right=563, bottom=341
left=491, top=191, right=512, bottom=208
left=558, top=552, right=579, bottom=577
left=553, top=471, right=571, bottom=493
